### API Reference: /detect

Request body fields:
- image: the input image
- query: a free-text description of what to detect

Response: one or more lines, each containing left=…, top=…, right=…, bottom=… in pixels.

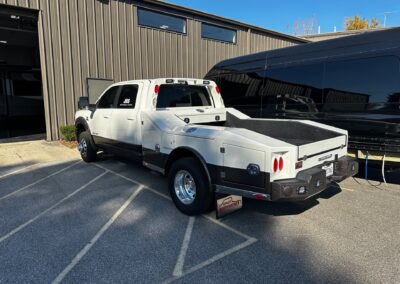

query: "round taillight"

left=215, top=86, right=221, bottom=94
left=279, top=156, right=284, bottom=171
left=273, top=158, right=278, bottom=173
left=154, top=85, right=160, bottom=94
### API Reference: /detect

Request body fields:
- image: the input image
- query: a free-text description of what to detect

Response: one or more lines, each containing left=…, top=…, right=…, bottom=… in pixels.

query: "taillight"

left=215, top=86, right=221, bottom=94
left=279, top=156, right=284, bottom=171
left=273, top=158, right=278, bottom=173
left=154, top=85, right=160, bottom=94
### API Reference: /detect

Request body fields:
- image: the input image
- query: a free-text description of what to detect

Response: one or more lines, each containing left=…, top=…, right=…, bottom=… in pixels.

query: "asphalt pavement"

left=0, top=155, right=399, bottom=283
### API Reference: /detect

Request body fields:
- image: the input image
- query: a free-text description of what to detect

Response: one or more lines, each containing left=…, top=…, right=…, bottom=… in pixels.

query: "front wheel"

left=168, top=157, right=213, bottom=216
left=78, top=131, right=97, bottom=163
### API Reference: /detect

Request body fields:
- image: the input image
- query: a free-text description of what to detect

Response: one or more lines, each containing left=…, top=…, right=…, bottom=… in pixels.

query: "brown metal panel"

left=110, top=0, right=121, bottom=81
left=103, top=0, right=113, bottom=80
left=126, top=3, right=135, bottom=79
left=118, top=1, right=128, bottom=81
left=95, top=0, right=106, bottom=78
left=59, top=0, right=75, bottom=124
left=68, top=0, right=83, bottom=106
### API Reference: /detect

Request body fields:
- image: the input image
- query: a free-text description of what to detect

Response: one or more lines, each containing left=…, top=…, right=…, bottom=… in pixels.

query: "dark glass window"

left=97, top=86, right=119, bottom=109
left=201, top=23, right=236, bottom=43
left=10, top=72, right=42, bottom=97
left=138, top=8, right=186, bottom=34
left=324, top=56, right=400, bottom=105
left=156, top=85, right=212, bottom=108
left=218, top=72, right=264, bottom=117
left=117, top=85, right=138, bottom=109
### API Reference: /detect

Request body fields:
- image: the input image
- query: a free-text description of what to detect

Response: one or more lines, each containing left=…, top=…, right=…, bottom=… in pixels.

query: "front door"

left=90, top=85, right=120, bottom=141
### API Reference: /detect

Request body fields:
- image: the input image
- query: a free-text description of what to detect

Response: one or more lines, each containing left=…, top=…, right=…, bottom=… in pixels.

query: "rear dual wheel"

left=168, top=157, right=213, bottom=216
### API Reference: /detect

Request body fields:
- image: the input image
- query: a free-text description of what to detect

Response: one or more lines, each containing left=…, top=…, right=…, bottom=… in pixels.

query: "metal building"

left=0, top=0, right=306, bottom=140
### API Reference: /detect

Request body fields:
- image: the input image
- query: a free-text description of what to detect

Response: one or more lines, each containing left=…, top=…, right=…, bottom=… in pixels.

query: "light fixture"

left=0, top=40, right=7, bottom=44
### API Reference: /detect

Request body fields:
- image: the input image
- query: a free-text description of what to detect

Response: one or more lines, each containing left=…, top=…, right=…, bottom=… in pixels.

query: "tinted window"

left=202, top=23, right=236, bottom=43
left=218, top=72, right=263, bottom=117
left=324, top=56, right=400, bottom=105
left=156, top=85, right=212, bottom=108
left=97, top=86, right=119, bottom=108
left=117, top=85, right=138, bottom=109
left=138, top=8, right=186, bottom=34
left=11, top=72, right=42, bottom=97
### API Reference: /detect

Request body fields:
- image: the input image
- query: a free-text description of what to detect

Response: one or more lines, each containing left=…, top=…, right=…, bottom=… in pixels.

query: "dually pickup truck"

left=75, top=78, right=359, bottom=215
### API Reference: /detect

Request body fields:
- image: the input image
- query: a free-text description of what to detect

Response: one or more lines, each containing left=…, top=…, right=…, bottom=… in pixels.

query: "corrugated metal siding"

left=0, top=0, right=302, bottom=140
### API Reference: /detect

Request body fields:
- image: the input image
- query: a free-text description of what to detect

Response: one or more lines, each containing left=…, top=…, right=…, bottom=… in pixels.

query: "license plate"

left=216, top=195, right=242, bottom=218
left=322, top=163, right=334, bottom=177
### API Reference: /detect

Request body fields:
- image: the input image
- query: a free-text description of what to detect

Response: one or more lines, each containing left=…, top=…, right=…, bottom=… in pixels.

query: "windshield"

left=156, top=84, right=212, bottom=108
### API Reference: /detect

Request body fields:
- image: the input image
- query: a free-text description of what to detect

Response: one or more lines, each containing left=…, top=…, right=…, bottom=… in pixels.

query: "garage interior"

left=0, top=6, right=44, bottom=139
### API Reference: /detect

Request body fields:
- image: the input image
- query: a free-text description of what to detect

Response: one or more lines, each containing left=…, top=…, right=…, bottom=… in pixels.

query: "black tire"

left=168, top=157, right=213, bottom=216
left=78, top=130, right=97, bottom=163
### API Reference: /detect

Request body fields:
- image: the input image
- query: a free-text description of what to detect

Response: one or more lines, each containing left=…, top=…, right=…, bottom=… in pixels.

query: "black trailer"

left=205, top=28, right=400, bottom=163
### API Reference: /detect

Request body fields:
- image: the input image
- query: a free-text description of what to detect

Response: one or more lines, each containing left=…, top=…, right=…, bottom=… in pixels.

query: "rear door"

left=109, top=83, right=142, bottom=148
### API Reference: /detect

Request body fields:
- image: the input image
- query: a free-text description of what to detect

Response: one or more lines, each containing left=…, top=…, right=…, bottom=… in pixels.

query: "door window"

left=117, top=85, right=138, bottom=109
left=97, top=86, right=119, bottom=109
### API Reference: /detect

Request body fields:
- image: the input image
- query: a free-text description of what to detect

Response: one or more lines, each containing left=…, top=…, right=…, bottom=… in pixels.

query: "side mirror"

left=78, top=96, right=89, bottom=109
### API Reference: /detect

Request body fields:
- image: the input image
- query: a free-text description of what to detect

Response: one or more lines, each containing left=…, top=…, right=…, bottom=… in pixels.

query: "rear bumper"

left=270, top=156, right=359, bottom=202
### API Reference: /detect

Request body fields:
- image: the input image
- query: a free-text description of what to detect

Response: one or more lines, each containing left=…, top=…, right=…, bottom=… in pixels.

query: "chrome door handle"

left=103, top=115, right=110, bottom=119
left=127, top=117, right=135, bottom=121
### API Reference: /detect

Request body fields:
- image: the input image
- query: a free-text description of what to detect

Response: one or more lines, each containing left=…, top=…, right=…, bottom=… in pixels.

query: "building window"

left=137, top=8, right=186, bottom=34
left=201, top=23, right=236, bottom=43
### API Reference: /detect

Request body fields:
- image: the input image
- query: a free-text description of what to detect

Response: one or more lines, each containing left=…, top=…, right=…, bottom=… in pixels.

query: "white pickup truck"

left=75, top=78, right=358, bottom=215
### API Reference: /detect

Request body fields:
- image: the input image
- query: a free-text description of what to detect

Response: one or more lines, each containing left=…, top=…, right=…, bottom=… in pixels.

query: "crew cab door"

left=109, top=83, right=142, bottom=149
left=90, top=85, right=120, bottom=140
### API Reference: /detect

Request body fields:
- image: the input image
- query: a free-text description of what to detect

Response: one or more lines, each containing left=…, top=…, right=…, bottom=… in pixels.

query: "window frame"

left=137, top=7, right=187, bottom=35
left=96, top=86, right=120, bottom=109
left=201, top=22, right=237, bottom=44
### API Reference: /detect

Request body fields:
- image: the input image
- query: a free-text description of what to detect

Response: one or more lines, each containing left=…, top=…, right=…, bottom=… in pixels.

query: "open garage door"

left=0, top=5, right=45, bottom=139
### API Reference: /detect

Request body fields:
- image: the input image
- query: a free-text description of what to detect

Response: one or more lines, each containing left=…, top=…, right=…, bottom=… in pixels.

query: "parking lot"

left=0, top=154, right=399, bottom=283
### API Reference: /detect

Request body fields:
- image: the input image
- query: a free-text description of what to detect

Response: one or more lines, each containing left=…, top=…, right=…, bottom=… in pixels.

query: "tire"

left=78, top=130, right=97, bottom=163
left=168, top=157, right=213, bottom=216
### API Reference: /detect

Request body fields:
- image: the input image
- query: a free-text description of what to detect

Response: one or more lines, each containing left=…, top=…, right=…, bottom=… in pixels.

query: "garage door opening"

left=0, top=6, right=45, bottom=140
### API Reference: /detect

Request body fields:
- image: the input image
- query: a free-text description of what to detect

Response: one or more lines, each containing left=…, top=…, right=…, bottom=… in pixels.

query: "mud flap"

left=215, top=193, right=243, bottom=219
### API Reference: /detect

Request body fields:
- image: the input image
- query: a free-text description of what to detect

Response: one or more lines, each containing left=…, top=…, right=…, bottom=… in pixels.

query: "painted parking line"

left=52, top=185, right=144, bottom=284
left=0, top=163, right=38, bottom=180
left=173, top=217, right=195, bottom=277
left=163, top=237, right=257, bottom=284
left=93, top=161, right=258, bottom=281
left=0, top=171, right=108, bottom=244
left=0, top=160, right=81, bottom=201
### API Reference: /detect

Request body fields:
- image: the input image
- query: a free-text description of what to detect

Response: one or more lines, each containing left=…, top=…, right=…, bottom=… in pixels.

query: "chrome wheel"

left=78, top=138, right=88, bottom=157
left=174, top=170, right=196, bottom=205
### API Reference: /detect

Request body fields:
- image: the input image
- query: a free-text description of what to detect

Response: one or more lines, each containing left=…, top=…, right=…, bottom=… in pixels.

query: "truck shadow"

left=240, top=184, right=341, bottom=217
left=104, top=153, right=342, bottom=217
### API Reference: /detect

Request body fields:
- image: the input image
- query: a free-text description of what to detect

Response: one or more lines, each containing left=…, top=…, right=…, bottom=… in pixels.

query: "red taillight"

left=215, top=86, right=221, bottom=94
left=273, top=158, right=278, bottom=173
left=279, top=156, right=284, bottom=171
left=154, top=85, right=160, bottom=94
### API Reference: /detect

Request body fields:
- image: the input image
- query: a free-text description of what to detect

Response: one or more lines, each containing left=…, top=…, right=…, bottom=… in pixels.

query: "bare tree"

left=293, top=15, right=318, bottom=35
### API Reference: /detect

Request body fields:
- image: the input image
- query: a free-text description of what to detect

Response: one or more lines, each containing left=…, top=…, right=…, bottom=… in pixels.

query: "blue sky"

left=167, top=0, right=400, bottom=35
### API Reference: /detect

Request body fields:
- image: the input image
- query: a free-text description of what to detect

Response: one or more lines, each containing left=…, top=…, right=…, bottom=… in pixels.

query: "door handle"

left=127, top=117, right=135, bottom=121
left=103, top=115, right=110, bottom=119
